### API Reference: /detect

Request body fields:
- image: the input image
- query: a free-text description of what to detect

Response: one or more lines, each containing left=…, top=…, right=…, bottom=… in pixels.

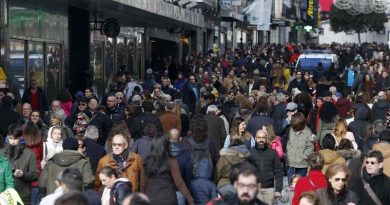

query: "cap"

left=286, top=102, right=298, bottom=111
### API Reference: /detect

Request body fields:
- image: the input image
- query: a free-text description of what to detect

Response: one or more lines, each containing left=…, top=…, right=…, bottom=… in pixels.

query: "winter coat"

left=170, top=142, right=193, bottom=186
left=61, top=100, right=72, bottom=117
left=87, top=111, right=113, bottom=146
left=335, top=97, right=352, bottom=118
left=319, top=149, right=346, bottom=174
left=247, top=146, right=283, bottom=192
left=207, top=194, right=267, bottom=205
left=26, top=141, right=44, bottom=187
left=223, top=134, right=255, bottom=149
left=216, top=145, right=249, bottom=187
left=271, top=103, right=287, bottom=135
left=270, top=136, right=284, bottom=159
left=371, top=100, right=390, bottom=121
left=84, top=138, right=106, bottom=175
left=336, top=149, right=363, bottom=190
left=292, top=170, right=328, bottom=205
left=95, top=151, right=145, bottom=193
left=39, top=150, right=94, bottom=195
left=0, top=156, right=14, bottom=193
left=286, top=126, right=314, bottom=168
left=317, top=188, right=359, bottom=205
left=287, top=79, right=309, bottom=93
left=247, top=114, right=274, bottom=137
left=109, top=178, right=132, bottom=205
left=130, top=112, right=163, bottom=140
left=21, top=87, right=48, bottom=112
left=182, top=136, right=219, bottom=166
left=350, top=169, right=390, bottom=205
left=159, top=111, right=182, bottom=134
left=131, top=136, right=153, bottom=160
left=0, top=145, right=39, bottom=205
left=205, top=113, right=227, bottom=150
left=317, top=117, right=338, bottom=146
left=362, top=135, right=380, bottom=155
left=106, top=106, right=126, bottom=125
left=348, top=108, right=370, bottom=150
left=0, top=103, right=20, bottom=138
left=372, top=142, right=390, bottom=177
left=190, top=159, right=218, bottom=205
left=41, top=132, right=63, bottom=169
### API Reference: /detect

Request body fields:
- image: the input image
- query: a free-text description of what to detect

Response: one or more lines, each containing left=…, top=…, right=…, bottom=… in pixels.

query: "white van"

left=295, top=50, right=340, bottom=73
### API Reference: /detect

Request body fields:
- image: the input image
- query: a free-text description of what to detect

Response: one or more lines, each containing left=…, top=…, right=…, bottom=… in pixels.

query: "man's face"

left=234, top=174, right=258, bottom=204
left=255, top=130, right=267, bottom=145
left=106, top=96, right=117, bottom=109
left=382, top=71, right=388, bottom=78
left=112, top=135, right=128, bottom=155
left=162, top=79, right=169, bottom=87
left=366, top=157, right=383, bottom=175
left=51, top=101, right=60, bottom=112
left=296, top=72, right=302, bottom=80
left=88, top=99, right=99, bottom=111
left=8, top=135, right=20, bottom=146
left=22, top=104, right=32, bottom=118
left=85, top=89, right=92, bottom=97
left=31, top=80, right=38, bottom=89
left=99, top=173, right=116, bottom=189
left=189, top=76, right=196, bottom=84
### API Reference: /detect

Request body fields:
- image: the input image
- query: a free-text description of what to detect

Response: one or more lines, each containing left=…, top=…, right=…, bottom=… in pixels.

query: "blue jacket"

left=190, top=159, right=217, bottom=205
left=170, top=142, right=193, bottom=186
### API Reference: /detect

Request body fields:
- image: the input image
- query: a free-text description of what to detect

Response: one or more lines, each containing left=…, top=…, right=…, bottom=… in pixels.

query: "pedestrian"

left=41, top=126, right=63, bottom=168
left=99, top=166, right=132, bottom=205
left=279, top=174, right=301, bottom=204
left=224, top=117, right=255, bottom=149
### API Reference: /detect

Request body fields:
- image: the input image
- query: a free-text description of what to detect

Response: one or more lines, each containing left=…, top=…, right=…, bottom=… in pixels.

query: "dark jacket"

left=271, top=103, right=287, bottom=136
left=105, top=106, right=126, bottom=124
left=348, top=108, right=370, bottom=150
left=335, top=97, right=352, bottom=119
left=216, top=145, right=249, bottom=187
left=207, top=195, right=267, bottom=205
left=0, top=145, right=39, bottom=205
left=316, top=188, right=359, bottom=205
left=131, top=136, right=153, bottom=160
left=87, top=111, right=113, bottom=146
left=247, top=113, right=274, bottom=137
left=205, top=113, right=227, bottom=150
left=0, top=104, right=20, bottom=138
left=170, top=142, right=193, bottom=186
left=350, top=169, right=390, bottom=205
left=190, top=159, right=218, bottom=205
left=336, top=149, right=363, bottom=190
left=371, top=100, right=390, bottom=121
left=130, top=112, right=163, bottom=140
left=110, top=178, right=132, bottom=205
left=247, top=146, right=283, bottom=192
left=85, top=138, right=107, bottom=175
left=21, top=87, right=48, bottom=112
left=287, top=78, right=309, bottom=93
left=182, top=136, right=219, bottom=166
left=40, top=150, right=94, bottom=195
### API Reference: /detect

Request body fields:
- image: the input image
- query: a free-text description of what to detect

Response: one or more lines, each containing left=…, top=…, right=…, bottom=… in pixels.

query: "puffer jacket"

left=39, top=150, right=94, bottom=195
left=348, top=107, right=370, bottom=150
left=372, top=142, right=390, bottom=176
left=319, top=149, right=346, bottom=174
left=216, top=145, right=249, bottom=187
left=170, top=142, right=193, bottom=186
left=317, top=188, right=359, bottom=205
left=335, top=97, right=352, bottom=118
left=0, top=156, right=14, bottom=193
left=371, top=100, right=390, bottom=121
left=190, top=159, right=218, bottom=205
left=317, top=117, right=338, bottom=146
left=286, top=126, right=314, bottom=168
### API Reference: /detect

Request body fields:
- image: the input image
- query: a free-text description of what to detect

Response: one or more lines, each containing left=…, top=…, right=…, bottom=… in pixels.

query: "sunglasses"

left=334, top=178, right=347, bottom=182
left=77, top=117, right=84, bottom=120
left=116, top=97, right=123, bottom=99
left=78, top=103, right=86, bottom=106
left=366, top=161, right=377, bottom=165
left=286, top=109, right=297, bottom=112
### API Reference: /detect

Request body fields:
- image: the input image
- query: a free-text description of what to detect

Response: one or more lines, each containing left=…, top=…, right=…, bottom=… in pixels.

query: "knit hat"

left=62, top=137, right=79, bottom=151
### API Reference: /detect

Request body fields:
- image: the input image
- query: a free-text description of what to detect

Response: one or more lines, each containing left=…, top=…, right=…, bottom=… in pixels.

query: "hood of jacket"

left=195, top=158, right=213, bottom=179
left=51, top=150, right=88, bottom=166
left=219, top=145, right=250, bottom=161
left=336, top=97, right=351, bottom=107
left=336, top=149, right=361, bottom=160
left=320, top=149, right=341, bottom=164
left=355, top=107, right=369, bottom=120
left=373, top=100, right=390, bottom=109
left=372, top=143, right=390, bottom=159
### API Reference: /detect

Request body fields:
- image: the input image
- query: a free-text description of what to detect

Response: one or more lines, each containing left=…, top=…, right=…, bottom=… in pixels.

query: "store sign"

left=232, top=0, right=241, bottom=6
left=307, top=0, right=314, bottom=18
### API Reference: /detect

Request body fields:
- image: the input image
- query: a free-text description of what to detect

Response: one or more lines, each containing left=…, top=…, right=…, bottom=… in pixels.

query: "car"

left=295, top=50, right=340, bottom=74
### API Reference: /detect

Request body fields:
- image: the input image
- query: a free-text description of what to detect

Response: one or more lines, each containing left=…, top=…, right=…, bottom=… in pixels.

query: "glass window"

left=46, top=44, right=60, bottom=102
left=104, top=37, right=114, bottom=92
left=126, top=38, right=135, bottom=75
left=92, top=41, right=104, bottom=99
left=28, top=42, right=44, bottom=89
left=9, top=40, right=25, bottom=97
left=117, top=37, right=125, bottom=71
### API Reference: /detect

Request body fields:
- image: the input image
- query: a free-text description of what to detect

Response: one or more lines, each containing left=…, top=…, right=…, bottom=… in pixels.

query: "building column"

left=0, top=0, right=9, bottom=73
left=68, top=6, right=90, bottom=94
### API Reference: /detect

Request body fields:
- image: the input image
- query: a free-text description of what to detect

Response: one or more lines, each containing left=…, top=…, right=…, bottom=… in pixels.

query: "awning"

left=220, top=10, right=244, bottom=22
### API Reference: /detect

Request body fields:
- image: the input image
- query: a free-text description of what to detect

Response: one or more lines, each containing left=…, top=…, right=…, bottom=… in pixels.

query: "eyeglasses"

left=112, top=143, right=125, bottom=147
left=236, top=182, right=257, bottom=190
left=78, top=103, right=86, bottom=106
left=334, top=178, right=347, bottom=182
left=366, top=161, right=378, bottom=165
left=116, top=97, right=123, bottom=100
left=77, top=117, right=84, bottom=120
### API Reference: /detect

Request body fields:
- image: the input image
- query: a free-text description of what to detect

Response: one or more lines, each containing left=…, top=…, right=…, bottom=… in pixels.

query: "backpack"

left=188, top=137, right=213, bottom=177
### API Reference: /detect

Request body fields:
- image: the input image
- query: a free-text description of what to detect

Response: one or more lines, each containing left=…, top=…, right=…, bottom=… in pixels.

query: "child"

left=41, top=126, right=63, bottom=168
left=279, top=174, right=301, bottom=204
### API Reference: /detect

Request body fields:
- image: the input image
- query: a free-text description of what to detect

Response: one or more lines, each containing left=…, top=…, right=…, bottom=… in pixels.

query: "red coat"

left=26, top=140, right=44, bottom=187
left=292, top=170, right=328, bottom=205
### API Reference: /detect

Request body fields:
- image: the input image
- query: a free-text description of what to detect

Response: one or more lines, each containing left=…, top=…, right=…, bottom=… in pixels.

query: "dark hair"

left=367, top=150, right=384, bottom=163
left=307, top=152, right=324, bottom=170
left=144, top=135, right=171, bottom=177
left=142, top=101, right=154, bottom=112
left=379, top=129, right=390, bottom=142
left=60, top=168, right=83, bottom=191
left=190, top=115, right=208, bottom=143
left=125, top=193, right=150, bottom=205
left=236, top=162, right=259, bottom=183
left=298, top=191, right=319, bottom=205
left=88, top=96, right=100, bottom=104
left=336, top=139, right=354, bottom=150
left=85, top=87, right=94, bottom=94
left=143, top=123, right=157, bottom=138
left=55, top=191, right=89, bottom=205
left=58, top=88, right=73, bottom=102
left=8, top=124, right=23, bottom=138
left=290, top=112, right=306, bottom=131
left=99, top=166, right=121, bottom=179
left=319, top=102, right=338, bottom=123
left=22, top=121, right=42, bottom=146
left=322, top=134, right=336, bottom=150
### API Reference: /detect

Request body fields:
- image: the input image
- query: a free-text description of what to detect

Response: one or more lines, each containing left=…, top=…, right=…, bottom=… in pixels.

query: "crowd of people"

left=0, top=42, right=390, bottom=205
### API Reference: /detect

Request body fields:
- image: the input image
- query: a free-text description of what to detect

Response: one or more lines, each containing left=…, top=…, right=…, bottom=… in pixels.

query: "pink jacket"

left=61, top=101, right=73, bottom=117
left=270, top=136, right=284, bottom=159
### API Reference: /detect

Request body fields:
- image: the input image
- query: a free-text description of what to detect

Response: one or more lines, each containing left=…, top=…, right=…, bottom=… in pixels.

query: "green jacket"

left=216, top=145, right=249, bottom=187
left=0, top=156, right=14, bottom=193
left=317, top=116, right=338, bottom=146
left=39, top=150, right=94, bottom=195
left=286, top=126, right=313, bottom=168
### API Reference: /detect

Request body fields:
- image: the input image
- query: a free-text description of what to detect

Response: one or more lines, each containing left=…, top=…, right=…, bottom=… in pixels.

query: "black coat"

left=0, top=104, right=20, bottom=137
left=247, top=114, right=274, bottom=137
left=350, top=169, right=390, bottom=205
left=271, top=103, right=287, bottom=136
left=205, top=113, right=227, bottom=150
left=87, top=111, right=113, bottom=146
left=130, top=112, right=163, bottom=140
left=371, top=100, right=390, bottom=121
left=84, top=138, right=106, bottom=175
left=348, top=108, right=370, bottom=150
left=247, top=146, right=283, bottom=192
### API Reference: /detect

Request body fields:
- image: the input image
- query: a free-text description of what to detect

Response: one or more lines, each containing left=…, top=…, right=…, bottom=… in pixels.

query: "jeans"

left=31, top=186, right=40, bottom=205
left=287, top=167, right=308, bottom=183
left=176, top=191, right=185, bottom=205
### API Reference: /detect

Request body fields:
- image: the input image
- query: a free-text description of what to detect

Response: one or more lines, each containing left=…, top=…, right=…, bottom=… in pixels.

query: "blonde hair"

left=333, top=119, right=348, bottom=144
left=262, top=123, right=276, bottom=145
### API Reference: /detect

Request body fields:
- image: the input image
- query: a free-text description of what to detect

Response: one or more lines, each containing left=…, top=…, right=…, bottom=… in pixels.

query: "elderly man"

left=43, top=100, right=62, bottom=125
left=19, top=103, right=32, bottom=124
left=205, top=105, right=226, bottom=150
left=82, top=126, right=106, bottom=175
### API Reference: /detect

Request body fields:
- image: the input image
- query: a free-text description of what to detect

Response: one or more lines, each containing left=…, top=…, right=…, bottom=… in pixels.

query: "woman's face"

left=238, top=122, right=246, bottom=133
left=365, top=74, right=370, bottom=81
left=178, top=74, right=183, bottom=79
left=51, top=129, right=62, bottom=143
left=30, top=112, right=40, bottom=123
left=50, top=116, right=60, bottom=126
left=85, top=89, right=92, bottom=97
left=329, top=171, right=347, bottom=192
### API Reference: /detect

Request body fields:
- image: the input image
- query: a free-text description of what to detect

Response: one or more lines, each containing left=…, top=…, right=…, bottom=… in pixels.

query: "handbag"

left=362, top=179, right=383, bottom=205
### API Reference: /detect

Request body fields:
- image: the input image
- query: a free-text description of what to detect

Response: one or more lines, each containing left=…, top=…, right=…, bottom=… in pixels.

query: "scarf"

left=113, top=148, right=130, bottom=171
